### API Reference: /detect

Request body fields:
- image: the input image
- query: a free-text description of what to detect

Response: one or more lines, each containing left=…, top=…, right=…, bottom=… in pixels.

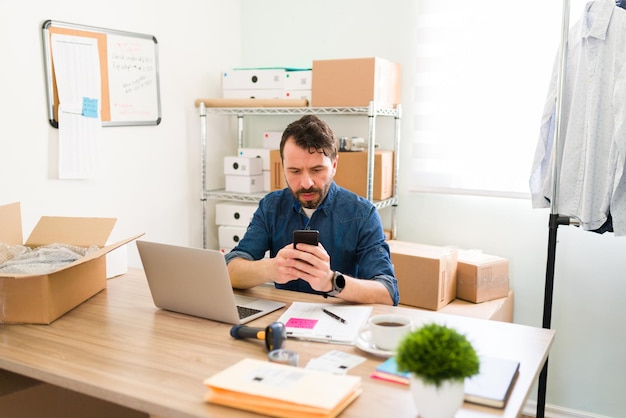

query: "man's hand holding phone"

left=288, top=229, right=333, bottom=292
left=293, top=229, right=319, bottom=248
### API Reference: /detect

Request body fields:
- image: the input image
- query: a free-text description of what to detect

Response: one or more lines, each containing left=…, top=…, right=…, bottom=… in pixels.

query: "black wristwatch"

left=324, top=271, right=345, bottom=298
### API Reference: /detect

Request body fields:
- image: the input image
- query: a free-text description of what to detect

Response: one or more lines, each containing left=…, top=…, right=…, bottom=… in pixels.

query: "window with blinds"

left=409, top=0, right=572, bottom=198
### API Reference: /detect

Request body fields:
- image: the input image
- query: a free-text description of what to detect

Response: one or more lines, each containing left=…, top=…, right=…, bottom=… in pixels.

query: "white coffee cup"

left=366, top=314, right=413, bottom=352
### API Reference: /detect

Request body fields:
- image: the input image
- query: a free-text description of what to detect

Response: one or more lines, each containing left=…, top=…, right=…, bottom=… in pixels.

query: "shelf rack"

left=197, top=101, right=402, bottom=249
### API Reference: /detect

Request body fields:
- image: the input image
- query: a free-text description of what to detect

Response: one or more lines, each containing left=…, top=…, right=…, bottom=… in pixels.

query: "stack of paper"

left=204, top=358, right=362, bottom=418
left=277, top=302, right=372, bottom=344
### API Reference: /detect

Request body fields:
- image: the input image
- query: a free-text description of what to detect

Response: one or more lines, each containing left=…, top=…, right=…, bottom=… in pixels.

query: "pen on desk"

left=322, top=308, right=347, bottom=324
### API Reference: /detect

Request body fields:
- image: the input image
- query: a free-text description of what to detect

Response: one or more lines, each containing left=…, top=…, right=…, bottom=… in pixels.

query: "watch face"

left=335, top=274, right=345, bottom=289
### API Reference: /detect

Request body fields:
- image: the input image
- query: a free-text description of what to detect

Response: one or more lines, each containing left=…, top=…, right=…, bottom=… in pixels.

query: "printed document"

left=277, top=302, right=372, bottom=344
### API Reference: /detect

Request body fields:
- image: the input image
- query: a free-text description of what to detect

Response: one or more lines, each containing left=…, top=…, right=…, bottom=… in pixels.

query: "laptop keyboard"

left=237, top=305, right=262, bottom=319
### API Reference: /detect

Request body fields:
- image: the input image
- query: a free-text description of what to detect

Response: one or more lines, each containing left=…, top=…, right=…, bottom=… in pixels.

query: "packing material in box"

left=0, top=202, right=142, bottom=324
left=334, top=150, right=394, bottom=200
left=456, top=251, right=510, bottom=303
left=387, top=240, right=457, bottom=310
left=311, top=57, right=401, bottom=107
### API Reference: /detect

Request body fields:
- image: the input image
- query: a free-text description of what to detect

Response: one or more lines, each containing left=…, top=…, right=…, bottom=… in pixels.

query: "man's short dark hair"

left=280, top=115, right=337, bottom=160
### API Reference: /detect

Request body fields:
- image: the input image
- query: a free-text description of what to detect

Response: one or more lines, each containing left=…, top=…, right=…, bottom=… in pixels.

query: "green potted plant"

left=396, top=322, right=480, bottom=418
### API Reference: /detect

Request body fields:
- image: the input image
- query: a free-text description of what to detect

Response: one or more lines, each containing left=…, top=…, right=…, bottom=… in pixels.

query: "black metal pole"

left=537, top=213, right=571, bottom=418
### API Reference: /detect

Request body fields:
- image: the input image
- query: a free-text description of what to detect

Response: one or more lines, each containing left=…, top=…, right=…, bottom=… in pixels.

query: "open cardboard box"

left=0, top=202, right=143, bottom=324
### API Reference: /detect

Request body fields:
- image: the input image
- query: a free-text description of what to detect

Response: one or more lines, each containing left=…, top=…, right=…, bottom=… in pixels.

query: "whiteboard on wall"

left=42, top=20, right=162, bottom=127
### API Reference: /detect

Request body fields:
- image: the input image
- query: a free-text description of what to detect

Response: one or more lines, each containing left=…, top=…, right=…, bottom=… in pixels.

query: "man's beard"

left=293, top=184, right=330, bottom=209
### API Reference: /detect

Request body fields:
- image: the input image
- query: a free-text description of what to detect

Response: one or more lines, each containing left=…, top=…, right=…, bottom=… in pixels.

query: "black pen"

left=322, top=308, right=347, bottom=324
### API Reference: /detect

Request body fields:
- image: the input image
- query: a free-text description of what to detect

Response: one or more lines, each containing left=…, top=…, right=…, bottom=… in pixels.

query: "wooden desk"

left=0, top=269, right=553, bottom=418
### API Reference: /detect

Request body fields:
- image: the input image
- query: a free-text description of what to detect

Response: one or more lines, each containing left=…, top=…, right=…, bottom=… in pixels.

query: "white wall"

left=0, top=0, right=240, bottom=259
left=240, top=1, right=626, bottom=417
left=2, top=0, right=625, bottom=416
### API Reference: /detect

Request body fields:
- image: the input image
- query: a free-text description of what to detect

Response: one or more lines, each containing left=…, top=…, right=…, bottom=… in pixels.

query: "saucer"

left=355, top=330, right=395, bottom=358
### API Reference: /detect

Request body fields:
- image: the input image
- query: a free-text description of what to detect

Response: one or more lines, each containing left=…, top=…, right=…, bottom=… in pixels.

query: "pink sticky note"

left=285, top=318, right=318, bottom=329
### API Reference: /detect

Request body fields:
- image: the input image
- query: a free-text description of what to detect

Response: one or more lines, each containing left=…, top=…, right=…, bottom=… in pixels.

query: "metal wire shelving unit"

left=196, top=101, right=401, bottom=249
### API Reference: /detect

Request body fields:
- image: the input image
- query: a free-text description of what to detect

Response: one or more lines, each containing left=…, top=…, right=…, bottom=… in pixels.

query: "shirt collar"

left=581, top=0, right=614, bottom=41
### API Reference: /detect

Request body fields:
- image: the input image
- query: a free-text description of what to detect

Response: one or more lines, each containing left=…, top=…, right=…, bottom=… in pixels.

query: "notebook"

left=136, top=240, right=285, bottom=324
left=370, top=355, right=519, bottom=409
left=464, top=356, right=520, bottom=408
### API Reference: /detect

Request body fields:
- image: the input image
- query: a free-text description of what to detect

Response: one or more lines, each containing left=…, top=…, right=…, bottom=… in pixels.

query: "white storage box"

left=285, top=90, right=312, bottom=102
left=238, top=148, right=272, bottom=171
left=225, top=174, right=264, bottom=193
left=285, top=70, right=312, bottom=90
left=224, top=156, right=263, bottom=176
left=215, top=202, right=258, bottom=227
left=263, top=171, right=271, bottom=192
left=222, top=68, right=286, bottom=90
left=263, top=131, right=282, bottom=149
left=222, top=89, right=286, bottom=100
left=218, top=225, right=247, bottom=249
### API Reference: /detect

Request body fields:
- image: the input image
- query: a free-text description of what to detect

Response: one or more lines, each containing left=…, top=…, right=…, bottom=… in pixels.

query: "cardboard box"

left=387, top=240, right=457, bottom=310
left=270, top=149, right=287, bottom=191
left=456, top=251, right=510, bottom=303
left=215, top=202, right=258, bottom=227
left=334, top=150, right=394, bottom=200
left=311, top=57, right=401, bottom=107
left=437, top=291, right=514, bottom=323
left=0, top=202, right=142, bottom=324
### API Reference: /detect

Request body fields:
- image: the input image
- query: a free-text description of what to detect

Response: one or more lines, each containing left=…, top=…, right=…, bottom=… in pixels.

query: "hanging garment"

left=530, top=0, right=626, bottom=235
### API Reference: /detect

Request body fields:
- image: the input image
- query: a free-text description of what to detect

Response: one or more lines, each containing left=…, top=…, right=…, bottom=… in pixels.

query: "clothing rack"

left=536, top=1, right=573, bottom=417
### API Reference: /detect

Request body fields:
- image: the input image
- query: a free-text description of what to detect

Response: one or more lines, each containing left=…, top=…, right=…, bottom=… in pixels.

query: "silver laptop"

left=136, top=240, right=285, bottom=324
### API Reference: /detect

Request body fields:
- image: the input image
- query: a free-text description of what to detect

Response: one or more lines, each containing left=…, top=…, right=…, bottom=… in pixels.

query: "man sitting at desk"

left=225, top=115, right=399, bottom=306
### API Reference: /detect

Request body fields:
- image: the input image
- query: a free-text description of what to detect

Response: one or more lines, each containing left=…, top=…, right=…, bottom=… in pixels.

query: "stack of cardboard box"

left=386, top=239, right=512, bottom=321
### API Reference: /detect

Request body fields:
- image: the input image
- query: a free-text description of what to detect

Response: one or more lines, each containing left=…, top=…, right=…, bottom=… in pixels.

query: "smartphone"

left=293, top=230, right=319, bottom=248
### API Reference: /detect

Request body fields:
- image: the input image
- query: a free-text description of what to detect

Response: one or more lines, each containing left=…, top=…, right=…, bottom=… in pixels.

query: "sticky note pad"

left=285, top=318, right=318, bottom=329
left=82, top=97, right=98, bottom=118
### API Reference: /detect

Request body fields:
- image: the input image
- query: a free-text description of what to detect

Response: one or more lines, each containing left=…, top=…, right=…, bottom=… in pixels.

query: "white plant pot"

left=410, top=375, right=465, bottom=418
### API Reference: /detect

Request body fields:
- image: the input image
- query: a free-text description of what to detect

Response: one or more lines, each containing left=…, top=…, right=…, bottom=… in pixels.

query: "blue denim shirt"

left=224, top=182, right=399, bottom=305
